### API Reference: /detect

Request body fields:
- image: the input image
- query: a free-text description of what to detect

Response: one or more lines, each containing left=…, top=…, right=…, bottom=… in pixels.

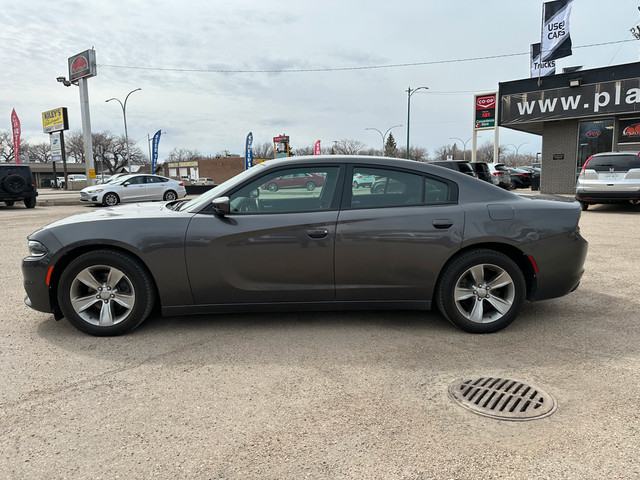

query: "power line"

left=99, top=39, right=634, bottom=74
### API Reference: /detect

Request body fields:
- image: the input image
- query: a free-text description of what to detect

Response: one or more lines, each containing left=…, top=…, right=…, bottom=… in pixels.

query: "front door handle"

left=432, top=219, right=453, bottom=229
left=307, top=228, right=329, bottom=239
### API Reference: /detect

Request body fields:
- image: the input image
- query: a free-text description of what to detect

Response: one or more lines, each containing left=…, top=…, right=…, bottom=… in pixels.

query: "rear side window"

left=349, top=167, right=451, bottom=208
left=457, top=163, right=474, bottom=174
left=588, top=154, right=640, bottom=172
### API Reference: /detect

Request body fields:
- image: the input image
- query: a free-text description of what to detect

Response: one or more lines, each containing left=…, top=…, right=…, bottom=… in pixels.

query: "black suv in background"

left=431, top=160, right=476, bottom=177
left=0, top=165, right=38, bottom=208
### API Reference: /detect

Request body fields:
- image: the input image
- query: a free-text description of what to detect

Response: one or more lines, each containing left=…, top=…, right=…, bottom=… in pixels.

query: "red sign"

left=314, top=140, right=321, bottom=155
left=476, top=94, right=496, bottom=110
left=474, top=93, right=497, bottom=130
left=11, top=109, right=20, bottom=164
left=68, top=49, right=96, bottom=81
left=623, top=124, right=640, bottom=138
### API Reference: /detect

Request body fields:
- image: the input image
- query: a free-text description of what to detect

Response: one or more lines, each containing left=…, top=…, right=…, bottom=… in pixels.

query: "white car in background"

left=80, top=174, right=187, bottom=206
left=485, top=163, right=511, bottom=189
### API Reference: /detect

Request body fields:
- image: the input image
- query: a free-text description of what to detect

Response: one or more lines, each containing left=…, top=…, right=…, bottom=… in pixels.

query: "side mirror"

left=123, top=182, right=130, bottom=187
left=211, top=196, right=231, bottom=215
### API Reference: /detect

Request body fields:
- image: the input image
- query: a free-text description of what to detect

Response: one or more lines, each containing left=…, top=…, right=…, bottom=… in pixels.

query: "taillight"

left=581, top=155, right=594, bottom=173
left=527, top=255, right=539, bottom=275
left=179, top=182, right=184, bottom=186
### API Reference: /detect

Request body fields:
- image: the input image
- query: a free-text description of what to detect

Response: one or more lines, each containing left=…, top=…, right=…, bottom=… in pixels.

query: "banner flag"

left=314, top=140, right=321, bottom=155
left=11, top=109, right=21, bottom=164
left=245, top=132, right=254, bottom=170
left=151, top=130, right=162, bottom=174
left=541, top=0, right=573, bottom=62
left=530, top=43, right=556, bottom=78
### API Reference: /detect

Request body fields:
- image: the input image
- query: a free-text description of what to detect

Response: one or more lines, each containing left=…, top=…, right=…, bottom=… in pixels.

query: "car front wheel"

left=103, top=193, right=119, bottom=206
left=436, top=249, right=525, bottom=333
left=57, top=250, right=155, bottom=336
left=305, top=181, right=316, bottom=191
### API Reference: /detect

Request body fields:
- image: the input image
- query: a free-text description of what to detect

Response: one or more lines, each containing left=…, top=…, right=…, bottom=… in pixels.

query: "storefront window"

left=577, top=119, right=614, bottom=171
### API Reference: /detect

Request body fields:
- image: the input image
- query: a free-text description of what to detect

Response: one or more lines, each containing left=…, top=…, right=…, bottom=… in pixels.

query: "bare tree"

left=252, top=141, right=275, bottom=159
left=25, top=142, right=51, bottom=163
left=0, top=130, right=28, bottom=163
left=331, top=139, right=366, bottom=155
left=167, top=147, right=201, bottom=163
left=397, top=146, right=429, bottom=162
left=292, top=146, right=314, bottom=156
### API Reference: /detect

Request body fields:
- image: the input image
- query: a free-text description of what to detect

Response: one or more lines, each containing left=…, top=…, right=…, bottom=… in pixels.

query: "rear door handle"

left=307, top=228, right=329, bottom=239
left=432, top=219, right=453, bottom=229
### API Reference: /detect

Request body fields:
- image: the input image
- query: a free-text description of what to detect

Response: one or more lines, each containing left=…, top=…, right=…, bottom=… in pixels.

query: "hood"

left=43, top=202, right=182, bottom=230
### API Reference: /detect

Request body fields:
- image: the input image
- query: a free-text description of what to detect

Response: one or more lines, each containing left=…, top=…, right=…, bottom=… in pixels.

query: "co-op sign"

left=500, top=78, right=640, bottom=125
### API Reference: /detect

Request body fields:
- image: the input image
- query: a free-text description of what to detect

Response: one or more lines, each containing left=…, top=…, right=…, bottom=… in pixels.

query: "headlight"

left=86, top=188, right=104, bottom=194
left=28, top=240, right=48, bottom=257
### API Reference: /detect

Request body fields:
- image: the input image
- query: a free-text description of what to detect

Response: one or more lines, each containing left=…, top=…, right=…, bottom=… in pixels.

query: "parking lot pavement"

left=0, top=202, right=639, bottom=478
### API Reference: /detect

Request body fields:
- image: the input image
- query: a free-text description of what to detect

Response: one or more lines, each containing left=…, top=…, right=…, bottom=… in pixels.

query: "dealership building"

left=499, top=61, right=640, bottom=194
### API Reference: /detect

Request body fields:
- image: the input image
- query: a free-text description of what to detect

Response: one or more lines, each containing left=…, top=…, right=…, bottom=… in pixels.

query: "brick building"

left=160, top=157, right=269, bottom=184
left=499, top=61, right=640, bottom=194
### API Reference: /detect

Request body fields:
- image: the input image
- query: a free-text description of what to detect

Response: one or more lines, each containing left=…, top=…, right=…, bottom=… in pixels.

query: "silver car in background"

left=576, top=151, right=640, bottom=210
left=80, top=174, right=187, bottom=206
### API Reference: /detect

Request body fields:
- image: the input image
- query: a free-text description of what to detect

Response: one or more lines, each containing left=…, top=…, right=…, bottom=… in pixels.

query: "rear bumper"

left=576, top=190, right=640, bottom=203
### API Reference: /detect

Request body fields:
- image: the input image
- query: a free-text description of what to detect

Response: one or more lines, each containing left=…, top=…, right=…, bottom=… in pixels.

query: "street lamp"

left=507, top=142, right=529, bottom=165
left=406, top=86, right=429, bottom=159
left=366, top=125, right=402, bottom=156
left=450, top=137, right=472, bottom=161
left=106, top=88, right=142, bottom=172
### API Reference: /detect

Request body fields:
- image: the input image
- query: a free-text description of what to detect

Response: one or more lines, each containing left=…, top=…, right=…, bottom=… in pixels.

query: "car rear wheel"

left=305, top=181, right=316, bottom=191
left=580, top=202, right=589, bottom=211
left=353, top=181, right=358, bottom=189
left=267, top=182, right=279, bottom=192
left=4, top=200, right=14, bottom=207
left=163, top=190, right=177, bottom=201
left=103, top=192, right=119, bottom=206
left=57, top=250, right=155, bottom=336
left=24, top=197, right=36, bottom=208
left=436, top=249, right=525, bottom=333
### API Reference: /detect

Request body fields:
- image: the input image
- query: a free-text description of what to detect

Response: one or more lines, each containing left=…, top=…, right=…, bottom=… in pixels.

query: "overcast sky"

left=2, top=0, right=640, bottom=161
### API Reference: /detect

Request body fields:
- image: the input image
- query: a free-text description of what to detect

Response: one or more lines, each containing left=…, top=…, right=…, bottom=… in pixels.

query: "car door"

left=184, top=165, right=343, bottom=305
left=334, top=166, right=464, bottom=303
left=118, top=175, right=146, bottom=202
left=144, top=175, right=166, bottom=200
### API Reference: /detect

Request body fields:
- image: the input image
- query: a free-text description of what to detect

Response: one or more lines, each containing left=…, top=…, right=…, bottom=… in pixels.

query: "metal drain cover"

left=449, top=377, right=556, bottom=421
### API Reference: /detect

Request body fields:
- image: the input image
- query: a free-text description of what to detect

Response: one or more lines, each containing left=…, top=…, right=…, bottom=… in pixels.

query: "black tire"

left=580, top=202, right=589, bottom=211
left=3, top=174, right=27, bottom=194
left=305, top=181, right=316, bottom=191
left=103, top=192, right=119, bottom=206
left=24, top=197, right=36, bottom=208
left=436, top=249, right=526, bottom=334
left=163, top=190, right=177, bottom=201
left=57, top=250, right=155, bottom=336
left=267, top=182, right=279, bottom=192
left=4, top=200, right=14, bottom=207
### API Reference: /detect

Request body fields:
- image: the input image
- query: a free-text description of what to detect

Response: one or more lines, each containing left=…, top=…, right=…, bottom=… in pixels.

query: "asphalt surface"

left=1, top=199, right=639, bottom=479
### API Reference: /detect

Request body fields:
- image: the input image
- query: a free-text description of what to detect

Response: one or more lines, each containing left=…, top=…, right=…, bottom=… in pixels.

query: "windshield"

left=182, top=164, right=267, bottom=212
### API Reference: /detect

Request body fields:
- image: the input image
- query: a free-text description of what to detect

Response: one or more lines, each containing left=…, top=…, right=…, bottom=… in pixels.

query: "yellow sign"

left=42, top=107, right=69, bottom=133
left=167, top=161, right=199, bottom=168
left=89, top=169, right=96, bottom=179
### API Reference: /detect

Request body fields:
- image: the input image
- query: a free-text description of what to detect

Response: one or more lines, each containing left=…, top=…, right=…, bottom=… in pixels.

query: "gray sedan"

left=22, top=156, right=587, bottom=336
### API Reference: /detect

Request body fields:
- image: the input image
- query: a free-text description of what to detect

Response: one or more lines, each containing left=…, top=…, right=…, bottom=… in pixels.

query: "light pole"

left=106, top=88, right=141, bottom=172
left=507, top=142, right=528, bottom=166
left=366, top=125, right=402, bottom=156
left=406, top=86, right=428, bottom=159
left=450, top=137, right=472, bottom=161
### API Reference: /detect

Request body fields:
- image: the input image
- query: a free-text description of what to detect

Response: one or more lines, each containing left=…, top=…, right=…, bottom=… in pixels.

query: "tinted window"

left=587, top=154, right=640, bottom=172
left=349, top=167, right=450, bottom=208
left=126, top=176, right=145, bottom=185
left=228, top=167, right=340, bottom=214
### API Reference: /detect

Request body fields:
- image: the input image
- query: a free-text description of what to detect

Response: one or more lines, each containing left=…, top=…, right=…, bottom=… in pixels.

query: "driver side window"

left=229, top=166, right=340, bottom=214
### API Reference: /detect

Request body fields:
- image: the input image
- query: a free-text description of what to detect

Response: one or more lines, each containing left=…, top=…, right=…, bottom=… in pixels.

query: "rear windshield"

left=588, top=154, right=640, bottom=172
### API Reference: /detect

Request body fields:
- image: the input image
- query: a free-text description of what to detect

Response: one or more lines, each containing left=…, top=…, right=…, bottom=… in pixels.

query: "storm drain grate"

left=448, top=377, right=556, bottom=421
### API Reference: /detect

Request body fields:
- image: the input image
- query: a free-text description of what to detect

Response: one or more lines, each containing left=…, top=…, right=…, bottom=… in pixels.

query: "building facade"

left=499, top=61, right=640, bottom=193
